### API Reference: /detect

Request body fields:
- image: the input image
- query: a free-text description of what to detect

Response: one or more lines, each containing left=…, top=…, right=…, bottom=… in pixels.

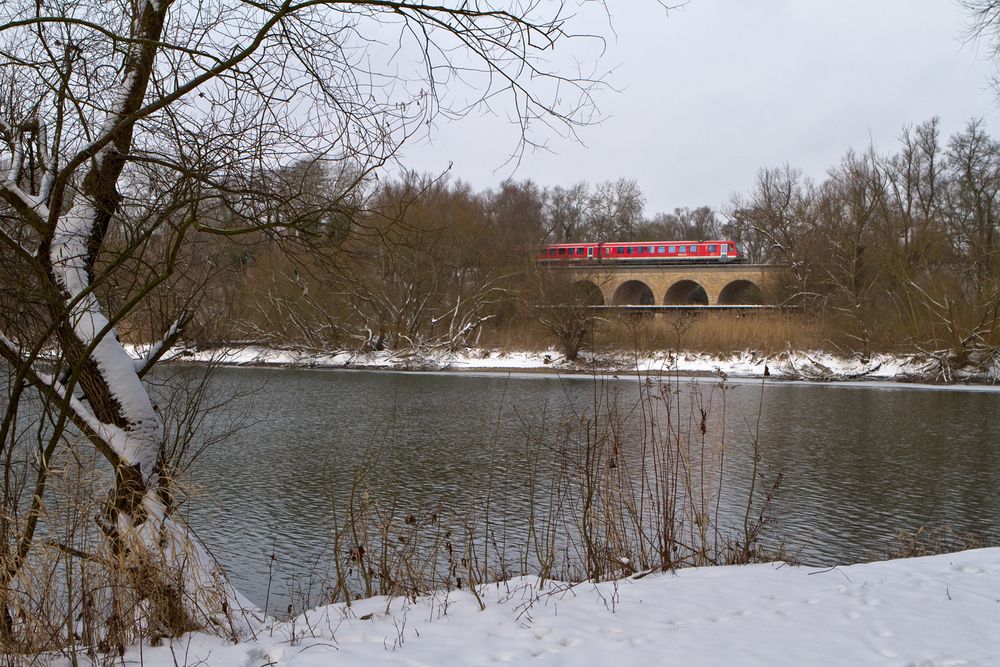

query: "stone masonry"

left=558, top=264, right=784, bottom=306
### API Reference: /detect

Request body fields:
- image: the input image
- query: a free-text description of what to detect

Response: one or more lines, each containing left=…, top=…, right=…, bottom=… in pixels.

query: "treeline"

left=728, top=118, right=999, bottom=353
left=128, top=171, right=719, bottom=351
left=109, top=118, right=998, bottom=358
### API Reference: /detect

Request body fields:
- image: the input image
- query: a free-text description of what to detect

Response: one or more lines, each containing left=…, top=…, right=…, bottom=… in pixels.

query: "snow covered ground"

left=70, top=547, right=999, bottom=666
left=152, top=344, right=1000, bottom=385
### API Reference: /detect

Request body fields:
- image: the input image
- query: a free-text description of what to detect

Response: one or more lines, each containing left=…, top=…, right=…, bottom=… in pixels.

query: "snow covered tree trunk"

left=1, top=0, right=603, bottom=646
left=0, top=0, right=264, bottom=640
left=45, top=199, right=263, bottom=637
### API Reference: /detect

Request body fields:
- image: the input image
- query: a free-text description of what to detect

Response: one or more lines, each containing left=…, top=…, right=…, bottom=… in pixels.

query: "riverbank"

left=51, top=547, right=1000, bottom=666
left=156, top=344, right=1000, bottom=384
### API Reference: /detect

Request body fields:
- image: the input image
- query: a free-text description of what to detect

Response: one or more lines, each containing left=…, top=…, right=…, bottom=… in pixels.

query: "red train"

left=538, top=240, right=744, bottom=264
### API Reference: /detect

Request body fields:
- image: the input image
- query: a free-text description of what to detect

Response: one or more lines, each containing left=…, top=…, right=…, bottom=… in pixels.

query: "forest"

left=105, top=117, right=999, bottom=362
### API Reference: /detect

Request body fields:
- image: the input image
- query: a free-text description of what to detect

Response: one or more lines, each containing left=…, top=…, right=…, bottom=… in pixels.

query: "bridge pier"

left=559, top=264, right=782, bottom=307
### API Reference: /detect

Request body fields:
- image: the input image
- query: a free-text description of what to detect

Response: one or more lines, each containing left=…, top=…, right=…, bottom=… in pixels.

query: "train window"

left=558, top=248, right=566, bottom=255
left=638, top=246, right=646, bottom=253
left=678, top=246, right=685, bottom=253
left=577, top=248, right=585, bottom=255
left=689, top=245, right=697, bottom=253
left=668, top=245, right=675, bottom=253
left=648, top=245, right=655, bottom=253
left=549, top=248, right=557, bottom=255
left=627, top=247, right=634, bottom=254
left=658, top=246, right=666, bottom=253
left=708, top=244, right=717, bottom=252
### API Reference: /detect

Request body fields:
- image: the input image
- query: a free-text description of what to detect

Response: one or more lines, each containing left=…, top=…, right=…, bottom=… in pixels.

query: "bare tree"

left=546, top=181, right=589, bottom=241
left=486, top=178, right=549, bottom=248
left=585, top=178, right=646, bottom=240
left=532, top=270, right=605, bottom=362
left=727, top=165, right=819, bottom=297
left=963, top=0, right=1000, bottom=92
left=728, top=116, right=999, bottom=365
left=336, top=174, right=514, bottom=352
left=0, top=0, right=605, bottom=645
left=946, top=118, right=1000, bottom=290
left=882, top=119, right=946, bottom=258
left=640, top=205, right=720, bottom=241
left=812, top=149, right=889, bottom=350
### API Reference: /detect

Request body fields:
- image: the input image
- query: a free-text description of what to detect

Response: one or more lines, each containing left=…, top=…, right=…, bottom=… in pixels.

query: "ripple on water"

left=165, top=367, right=1000, bottom=609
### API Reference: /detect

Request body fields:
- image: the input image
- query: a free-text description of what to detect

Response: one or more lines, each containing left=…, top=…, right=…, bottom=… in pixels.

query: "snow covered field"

left=74, top=548, right=999, bottom=666
left=157, top=344, right=1000, bottom=385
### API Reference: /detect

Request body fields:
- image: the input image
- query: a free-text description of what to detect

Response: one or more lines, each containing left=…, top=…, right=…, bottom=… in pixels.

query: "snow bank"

left=76, top=547, right=1000, bottom=666
left=137, top=343, right=1000, bottom=384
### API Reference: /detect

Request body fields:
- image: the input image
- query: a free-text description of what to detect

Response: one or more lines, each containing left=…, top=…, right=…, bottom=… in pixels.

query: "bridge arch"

left=718, top=279, right=764, bottom=305
left=664, top=280, right=709, bottom=305
left=572, top=280, right=605, bottom=306
left=612, top=280, right=655, bottom=305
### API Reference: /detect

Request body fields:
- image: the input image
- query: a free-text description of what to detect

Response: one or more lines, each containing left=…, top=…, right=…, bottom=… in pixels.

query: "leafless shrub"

left=0, top=362, right=258, bottom=662
left=882, top=524, right=991, bottom=561
left=311, top=372, right=784, bottom=615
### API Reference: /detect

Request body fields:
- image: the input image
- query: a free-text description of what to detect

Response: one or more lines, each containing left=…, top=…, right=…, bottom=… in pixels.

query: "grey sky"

left=396, top=1, right=999, bottom=217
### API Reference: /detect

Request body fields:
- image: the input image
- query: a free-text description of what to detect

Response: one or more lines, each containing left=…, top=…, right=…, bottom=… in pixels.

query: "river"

left=161, top=366, right=1000, bottom=613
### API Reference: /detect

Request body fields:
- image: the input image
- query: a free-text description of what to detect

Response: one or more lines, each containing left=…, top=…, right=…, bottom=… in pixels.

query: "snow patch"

left=134, top=344, right=1000, bottom=386
left=62, top=547, right=1000, bottom=666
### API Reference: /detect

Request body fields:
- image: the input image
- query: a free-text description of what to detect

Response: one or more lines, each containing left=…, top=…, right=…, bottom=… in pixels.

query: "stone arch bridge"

left=557, top=264, right=784, bottom=306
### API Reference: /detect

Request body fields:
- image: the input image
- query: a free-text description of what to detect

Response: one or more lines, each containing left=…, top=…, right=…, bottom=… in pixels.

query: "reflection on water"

left=163, top=366, right=1000, bottom=612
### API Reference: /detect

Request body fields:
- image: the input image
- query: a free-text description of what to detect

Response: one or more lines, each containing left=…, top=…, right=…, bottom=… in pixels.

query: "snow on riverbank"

left=151, top=344, right=1000, bottom=384
left=75, top=547, right=1000, bottom=666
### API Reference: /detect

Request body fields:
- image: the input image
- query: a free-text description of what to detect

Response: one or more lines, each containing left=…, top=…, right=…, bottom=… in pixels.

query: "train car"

left=538, top=242, right=601, bottom=261
left=538, top=240, right=743, bottom=264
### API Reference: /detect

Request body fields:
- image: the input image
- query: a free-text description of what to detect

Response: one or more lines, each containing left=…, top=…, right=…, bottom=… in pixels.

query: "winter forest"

left=136, top=116, right=999, bottom=360
left=2, top=0, right=1000, bottom=663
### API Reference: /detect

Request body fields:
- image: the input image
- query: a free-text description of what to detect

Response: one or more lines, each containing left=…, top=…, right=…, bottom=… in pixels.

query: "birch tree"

left=0, top=0, right=603, bottom=646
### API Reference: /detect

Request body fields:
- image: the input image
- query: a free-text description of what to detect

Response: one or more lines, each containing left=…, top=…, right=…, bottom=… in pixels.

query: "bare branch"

left=135, top=310, right=193, bottom=378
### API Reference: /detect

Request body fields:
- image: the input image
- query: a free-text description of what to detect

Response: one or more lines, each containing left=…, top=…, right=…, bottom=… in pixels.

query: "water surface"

left=164, top=366, right=1000, bottom=611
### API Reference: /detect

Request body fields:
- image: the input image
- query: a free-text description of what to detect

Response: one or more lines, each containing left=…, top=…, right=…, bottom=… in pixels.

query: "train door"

left=721, top=244, right=728, bottom=261
left=587, top=246, right=594, bottom=259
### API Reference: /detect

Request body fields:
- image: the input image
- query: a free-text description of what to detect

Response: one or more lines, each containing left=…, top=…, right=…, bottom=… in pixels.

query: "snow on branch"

left=0, top=116, right=51, bottom=232
left=134, top=311, right=192, bottom=378
left=0, top=330, right=127, bottom=468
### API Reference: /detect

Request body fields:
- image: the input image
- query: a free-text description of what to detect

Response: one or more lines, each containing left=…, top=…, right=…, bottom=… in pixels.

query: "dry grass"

left=316, top=373, right=786, bottom=611
left=477, top=317, right=556, bottom=352
left=0, top=446, right=178, bottom=666
left=480, top=310, right=842, bottom=357
left=595, top=310, right=837, bottom=355
left=881, top=525, right=991, bottom=561
left=0, top=366, right=252, bottom=665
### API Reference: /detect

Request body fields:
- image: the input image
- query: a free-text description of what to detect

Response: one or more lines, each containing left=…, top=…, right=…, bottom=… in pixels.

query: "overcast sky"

left=394, top=1, right=1000, bottom=217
